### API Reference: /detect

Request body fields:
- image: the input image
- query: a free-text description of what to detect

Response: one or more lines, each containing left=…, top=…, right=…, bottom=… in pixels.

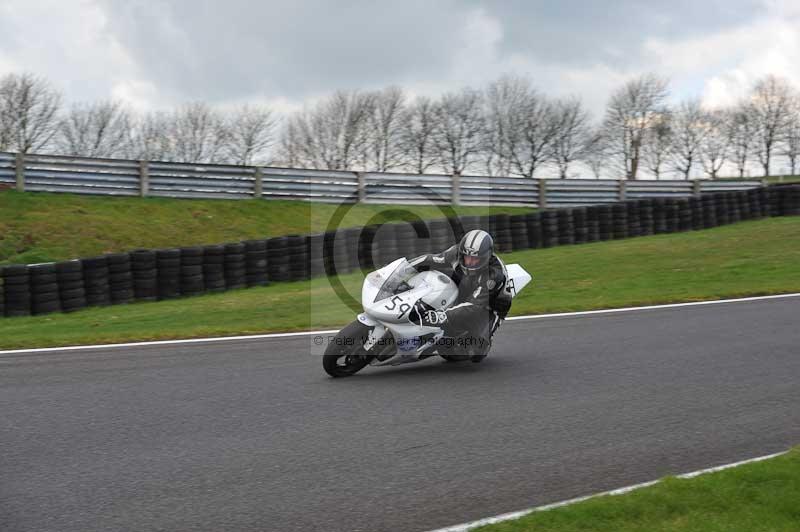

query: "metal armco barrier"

left=1, top=185, right=799, bottom=318
left=0, top=151, right=763, bottom=206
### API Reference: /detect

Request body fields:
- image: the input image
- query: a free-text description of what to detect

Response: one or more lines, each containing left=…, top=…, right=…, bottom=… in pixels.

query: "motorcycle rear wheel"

left=322, top=320, right=373, bottom=377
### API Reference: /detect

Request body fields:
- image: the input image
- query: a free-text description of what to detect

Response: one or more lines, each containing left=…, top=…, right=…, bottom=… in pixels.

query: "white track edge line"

left=428, top=450, right=789, bottom=532
left=1, top=292, right=798, bottom=355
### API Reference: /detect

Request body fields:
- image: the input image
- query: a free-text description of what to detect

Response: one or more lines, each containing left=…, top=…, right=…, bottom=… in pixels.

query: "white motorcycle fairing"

left=357, top=257, right=531, bottom=367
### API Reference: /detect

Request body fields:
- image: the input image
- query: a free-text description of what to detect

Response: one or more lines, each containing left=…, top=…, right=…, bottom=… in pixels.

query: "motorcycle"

left=322, top=257, right=532, bottom=377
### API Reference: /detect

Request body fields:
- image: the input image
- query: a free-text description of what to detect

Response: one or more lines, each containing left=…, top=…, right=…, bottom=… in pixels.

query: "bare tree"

left=511, top=94, right=560, bottom=178
left=699, top=109, right=730, bottom=179
left=551, top=97, right=591, bottom=178
left=128, top=112, right=173, bottom=161
left=602, top=73, right=670, bottom=179
left=727, top=104, right=753, bottom=178
left=670, top=99, right=706, bottom=179
left=168, top=102, right=227, bottom=163
left=224, top=104, right=277, bottom=165
left=483, top=75, right=531, bottom=176
left=781, top=102, right=800, bottom=176
left=364, top=86, right=405, bottom=172
left=748, top=75, right=796, bottom=176
left=431, top=88, right=485, bottom=175
left=56, top=101, right=131, bottom=158
left=398, top=96, right=438, bottom=174
left=582, top=128, right=608, bottom=179
left=0, top=72, right=62, bottom=154
left=641, top=112, right=673, bottom=179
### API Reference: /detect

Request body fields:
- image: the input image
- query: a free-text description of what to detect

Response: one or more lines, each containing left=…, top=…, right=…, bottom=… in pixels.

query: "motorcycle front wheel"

left=322, top=320, right=373, bottom=378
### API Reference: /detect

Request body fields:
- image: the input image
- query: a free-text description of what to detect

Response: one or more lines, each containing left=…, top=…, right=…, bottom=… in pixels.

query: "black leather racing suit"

left=409, top=245, right=512, bottom=354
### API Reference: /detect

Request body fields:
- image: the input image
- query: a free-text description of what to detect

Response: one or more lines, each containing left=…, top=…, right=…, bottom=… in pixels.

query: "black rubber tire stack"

left=30, top=263, right=61, bottom=315
left=651, top=198, right=666, bottom=233
left=202, top=245, right=226, bottom=293
left=375, top=224, right=399, bottom=266
left=556, top=208, right=575, bottom=245
left=156, top=249, right=182, bottom=300
left=540, top=211, right=559, bottom=247
left=224, top=242, right=247, bottom=289
left=333, top=227, right=361, bottom=273
left=107, top=253, right=134, bottom=304
left=394, top=223, right=418, bottom=260
left=677, top=198, right=692, bottom=232
left=357, top=226, right=378, bottom=271
left=243, top=240, right=269, bottom=287
left=343, top=227, right=362, bottom=272
left=664, top=199, right=680, bottom=233
left=638, top=199, right=654, bottom=236
left=180, top=246, right=206, bottom=296
left=584, top=206, right=600, bottom=242
left=625, top=201, right=642, bottom=237
left=688, top=197, right=704, bottom=230
left=265, top=237, right=289, bottom=282
left=715, top=193, right=730, bottom=226
left=700, top=195, right=717, bottom=228
left=82, top=256, right=111, bottom=307
left=57, top=260, right=87, bottom=312
left=489, top=214, right=513, bottom=253
left=448, top=217, right=467, bottom=243
left=611, top=204, right=628, bottom=239
left=2, top=265, right=31, bottom=317
left=737, top=190, right=752, bottom=221
left=287, top=235, right=309, bottom=281
left=596, top=205, right=613, bottom=241
left=130, top=250, right=157, bottom=302
left=571, top=207, right=588, bottom=244
left=781, top=185, right=800, bottom=215
left=412, top=220, right=434, bottom=257
left=509, top=214, right=529, bottom=251
left=524, top=212, right=543, bottom=248
left=307, top=233, right=325, bottom=277
left=747, top=188, right=763, bottom=219
left=768, top=187, right=781, bottom=217
left=458, top=215, right=482, bottom=236
left=727, top=192, right=741, bottom=224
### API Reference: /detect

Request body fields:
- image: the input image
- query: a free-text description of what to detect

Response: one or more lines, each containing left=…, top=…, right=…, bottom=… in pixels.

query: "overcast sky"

left=1, top=0, right=799, bottom=117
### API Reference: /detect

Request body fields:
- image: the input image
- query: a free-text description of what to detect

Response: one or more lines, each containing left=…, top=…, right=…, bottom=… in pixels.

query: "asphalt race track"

left=2, top=296, right=799, bottom=532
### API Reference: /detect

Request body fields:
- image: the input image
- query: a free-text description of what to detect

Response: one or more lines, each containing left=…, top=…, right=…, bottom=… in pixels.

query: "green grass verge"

left=1, top=216, right=798, bottom=349
left=474, top=447, right=800, bottom=532
left=0, top=190, right=531, bottom=265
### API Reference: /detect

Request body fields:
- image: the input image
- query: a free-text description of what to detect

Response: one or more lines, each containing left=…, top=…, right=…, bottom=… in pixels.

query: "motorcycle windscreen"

left=364, top=259, right=417, bottom=303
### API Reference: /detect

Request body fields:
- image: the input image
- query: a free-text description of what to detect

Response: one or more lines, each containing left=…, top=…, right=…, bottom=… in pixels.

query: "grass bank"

left=474, top=447, right=800, bottom=532
left=0, top=190, right=531, bottom=265
left=1, top=216, right=798, bottom=349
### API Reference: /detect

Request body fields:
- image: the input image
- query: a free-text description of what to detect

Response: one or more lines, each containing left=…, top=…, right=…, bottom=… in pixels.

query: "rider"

left=408, top=229, right=511, bottom=362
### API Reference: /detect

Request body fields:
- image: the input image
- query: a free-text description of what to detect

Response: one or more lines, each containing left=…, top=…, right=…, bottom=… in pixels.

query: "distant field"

left=1, top=216, right=797, bottom=349
left=0, top=190, right=531, bottom=265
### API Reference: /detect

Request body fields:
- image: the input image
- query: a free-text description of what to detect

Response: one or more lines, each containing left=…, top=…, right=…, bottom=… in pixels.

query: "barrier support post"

left=254, top=167, right=263, bottom=198
left=14, top=152, right=25, bottom=192
left=451, top=171, right=461, bottom=205
left=357, top=172, right=366, bottom=203
left=538, top=179, right=548, bottom=209
left=139, top=160, right=149, bottom=197
left=692, top=179, right=701, bottom=196
left=618, top=179, right=627, bottom=201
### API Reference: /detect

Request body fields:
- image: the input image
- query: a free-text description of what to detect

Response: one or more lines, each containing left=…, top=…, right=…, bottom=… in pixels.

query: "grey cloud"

left=98, top=0, right=468, bottom=104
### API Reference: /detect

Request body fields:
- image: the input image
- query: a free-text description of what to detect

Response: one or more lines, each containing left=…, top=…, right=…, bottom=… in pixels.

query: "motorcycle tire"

left=323, top=320, right=373, bottom=378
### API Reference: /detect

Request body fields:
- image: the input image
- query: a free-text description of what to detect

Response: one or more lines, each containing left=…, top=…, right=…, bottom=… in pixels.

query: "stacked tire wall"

left=2, top=185, right=799, bottom=318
